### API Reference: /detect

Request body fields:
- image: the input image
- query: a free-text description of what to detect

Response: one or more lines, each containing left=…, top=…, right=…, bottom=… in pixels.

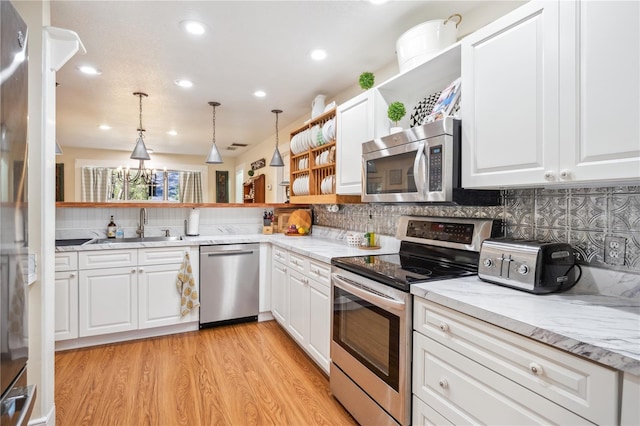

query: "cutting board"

left=286, top=209, right=312, bottom=231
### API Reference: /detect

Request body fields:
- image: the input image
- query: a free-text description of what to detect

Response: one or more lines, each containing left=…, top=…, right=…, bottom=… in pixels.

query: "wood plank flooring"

left=55, top=320, right=357, bottom=426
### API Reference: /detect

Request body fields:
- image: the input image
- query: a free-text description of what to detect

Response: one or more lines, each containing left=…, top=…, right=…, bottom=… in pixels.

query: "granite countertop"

left=55, top=233, right=397, bottom=264
left=411, top=277, right=640, bottom=376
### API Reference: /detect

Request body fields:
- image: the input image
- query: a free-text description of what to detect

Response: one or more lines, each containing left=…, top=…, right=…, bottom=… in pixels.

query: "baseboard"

left=28, top=403, right=54, bottom=426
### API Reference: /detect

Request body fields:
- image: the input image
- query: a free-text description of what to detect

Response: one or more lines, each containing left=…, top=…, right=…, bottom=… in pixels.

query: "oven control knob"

left=482, top=258, right=493, bottom=268
left=517, top=264, right=529, bottom=275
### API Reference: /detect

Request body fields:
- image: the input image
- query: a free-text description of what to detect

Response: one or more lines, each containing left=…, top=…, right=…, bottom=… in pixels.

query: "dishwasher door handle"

left=206, top=250, right=255, bottom=257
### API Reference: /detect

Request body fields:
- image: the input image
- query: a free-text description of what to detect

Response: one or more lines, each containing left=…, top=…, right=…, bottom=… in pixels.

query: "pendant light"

left=269, top=109, right=284, bottom=167
left=130, top=92, right=151, bottom=161
left=55, top=141, right=63, bottom=155
left=205, top=101, right=223, bottom=164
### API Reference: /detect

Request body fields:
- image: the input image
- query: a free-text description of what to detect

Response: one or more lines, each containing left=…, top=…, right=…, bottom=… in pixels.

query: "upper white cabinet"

left=336, top=90, right=387, bottom=195
left=461, top=1, right=560, bottom=188
left=558, top=0, right=640, bottom=182
left=462, top=0, right=640, bottom=188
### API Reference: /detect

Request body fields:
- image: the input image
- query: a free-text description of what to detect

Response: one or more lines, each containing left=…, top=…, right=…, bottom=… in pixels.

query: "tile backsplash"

left=313, top=185, right=640, bottom=273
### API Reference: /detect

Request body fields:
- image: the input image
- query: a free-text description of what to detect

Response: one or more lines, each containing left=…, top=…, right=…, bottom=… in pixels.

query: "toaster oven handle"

left=413, top=142, right=427, bottom=196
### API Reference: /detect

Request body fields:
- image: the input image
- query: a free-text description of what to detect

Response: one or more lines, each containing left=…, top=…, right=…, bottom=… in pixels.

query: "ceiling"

left=51, top=0, right=484, bottom=160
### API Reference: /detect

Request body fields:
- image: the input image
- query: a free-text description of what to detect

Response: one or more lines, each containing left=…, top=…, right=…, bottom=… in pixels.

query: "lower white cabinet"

left=271, top=246, right=331, bottom=373
left=79, top=266, right=138, bottom=337
left=56, top=246, right=199, bottom=345
left=54, top=270, right=78, bottom=341
left=413, top=297, right=619, bottom=425
left=271, top=252, right=288, bottom=325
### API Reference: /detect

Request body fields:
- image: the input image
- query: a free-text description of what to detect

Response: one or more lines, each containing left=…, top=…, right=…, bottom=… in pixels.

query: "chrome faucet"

left=137, top=207, right=147, bottom=238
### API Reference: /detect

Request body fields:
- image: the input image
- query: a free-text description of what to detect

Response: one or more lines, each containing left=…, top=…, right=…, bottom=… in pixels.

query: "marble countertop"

left=55, top=233, right=397, bottom=264
left=411, top=277, right=640, bottom=376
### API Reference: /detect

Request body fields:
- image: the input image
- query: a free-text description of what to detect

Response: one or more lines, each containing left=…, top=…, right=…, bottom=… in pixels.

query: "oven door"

left=330, top=268, right=411, bottom=425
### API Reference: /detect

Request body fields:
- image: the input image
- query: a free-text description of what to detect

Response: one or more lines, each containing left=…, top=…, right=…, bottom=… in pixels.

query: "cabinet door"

left=139, top=263, right=196, bottom=329
left=308, top=279, right=330, bottom=374
left=54, top=271, right=78, bottom=341
left=336, top=90, right=385, bottom=195
left=461, top=1, right=560, bottom=188
left=559, top=0, right=640, bottom=182
left=287, top=270, right=309, bottom=346
left=271, top=260, right=288, bottom=326
left=79, top=266, right=138, bottom=337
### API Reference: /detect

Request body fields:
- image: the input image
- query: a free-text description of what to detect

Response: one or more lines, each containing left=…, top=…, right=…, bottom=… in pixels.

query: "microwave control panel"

left=428, top=145, right=443, bottom=191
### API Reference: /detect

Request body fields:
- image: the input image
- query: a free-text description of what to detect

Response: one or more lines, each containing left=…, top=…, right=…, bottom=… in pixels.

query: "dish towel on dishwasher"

left=176, top=251, right=200, bottom=316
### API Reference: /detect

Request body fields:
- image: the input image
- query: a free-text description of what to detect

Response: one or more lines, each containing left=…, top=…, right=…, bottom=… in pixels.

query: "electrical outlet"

left=604, top=236, right=626, bottom=266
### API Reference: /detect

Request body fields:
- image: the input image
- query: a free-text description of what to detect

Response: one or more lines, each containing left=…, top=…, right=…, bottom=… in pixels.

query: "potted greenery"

left=387, top=101, right=406, bottom=134
left=358, top=72, right=375, bottom=90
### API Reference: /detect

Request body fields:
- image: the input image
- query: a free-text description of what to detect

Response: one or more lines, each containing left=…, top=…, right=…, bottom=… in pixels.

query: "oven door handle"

left=333, top=274, right=406, bottom=311
left=413, top=142, right=426, bottom=196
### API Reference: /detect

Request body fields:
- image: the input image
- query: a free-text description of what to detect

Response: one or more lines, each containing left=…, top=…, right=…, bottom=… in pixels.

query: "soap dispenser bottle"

left=107, top=215, right=117, bottom=239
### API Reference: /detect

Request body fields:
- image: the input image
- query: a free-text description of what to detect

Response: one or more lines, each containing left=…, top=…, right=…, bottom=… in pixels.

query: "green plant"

left=358, top=72, right=375, bottom=90
left=387, top=102, right=406, bottom=125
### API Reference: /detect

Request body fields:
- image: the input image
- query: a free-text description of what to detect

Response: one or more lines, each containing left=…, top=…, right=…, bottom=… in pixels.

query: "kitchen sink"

left=55, top=238, right=95, bottom=247
left=94, top=236, right=182, bottom=244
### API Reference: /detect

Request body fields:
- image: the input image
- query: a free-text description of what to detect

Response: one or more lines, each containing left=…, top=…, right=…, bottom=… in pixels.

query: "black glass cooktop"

left=332, top=241, right=479, bottom=292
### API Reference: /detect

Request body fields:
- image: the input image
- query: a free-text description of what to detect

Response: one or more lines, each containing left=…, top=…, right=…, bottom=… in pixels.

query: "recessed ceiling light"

left=78, top=65, right=101, bottom=75
left=254, top=90, right=266, bottom=98
left=174, top=79, right=193, bottom=88
left=167, top=130, right=178, bottom=136
left=99, top=124, right=111, bottom=130
left=310, top=49, right=327, bottom=61
left=180, top=20, right=206, bottom=35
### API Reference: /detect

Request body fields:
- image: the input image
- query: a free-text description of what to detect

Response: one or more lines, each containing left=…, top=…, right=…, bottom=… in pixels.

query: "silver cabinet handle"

left=544, top=170, right=555, bottom=181
left=439, top=322, right=449, bottom=332
left=438, top=379, right=448, bottom=389
left=70, top=272, right=76, bottom=278
left=138, top=268, right=144, bottom=273
left=207, top=250, right=254, bottom=257
left=131, top=269, right=137, bottom=273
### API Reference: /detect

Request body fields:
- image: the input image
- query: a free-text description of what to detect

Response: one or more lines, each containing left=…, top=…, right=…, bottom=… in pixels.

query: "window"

left=81, top=166, right=202, bottom=202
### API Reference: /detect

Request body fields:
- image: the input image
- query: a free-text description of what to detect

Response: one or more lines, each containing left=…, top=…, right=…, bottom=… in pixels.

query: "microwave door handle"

left=413, top=142, right=427, bottom=196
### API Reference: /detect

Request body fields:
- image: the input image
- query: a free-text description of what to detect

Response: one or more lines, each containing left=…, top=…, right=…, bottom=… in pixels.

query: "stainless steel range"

left=330, top=216, right=500, bottom=426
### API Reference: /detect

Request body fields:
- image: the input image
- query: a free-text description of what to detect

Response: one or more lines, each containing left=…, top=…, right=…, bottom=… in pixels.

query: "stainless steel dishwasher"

left=199, top=243, right=260, bottom=328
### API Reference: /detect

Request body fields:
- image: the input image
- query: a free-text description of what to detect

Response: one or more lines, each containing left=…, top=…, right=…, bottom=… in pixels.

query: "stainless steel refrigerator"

left=0, top=1, right=36, bottom=424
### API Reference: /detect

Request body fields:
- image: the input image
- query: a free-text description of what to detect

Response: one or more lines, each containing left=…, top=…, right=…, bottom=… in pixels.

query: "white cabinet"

left=622, top=373, right=640, bottom=426
left=462, top=0, right=640, bottom=188
left=271, top=246, right=331, bottom=373
left=138, top=247, right=198, bottom=329
left=271, top=250, right=288, bottom=325
left=336, top=89, right=387, bottom=195
left=54, top=252, right=78, bottom=341
left=79, top=266, right=138, bottom=337
left=58, top=246, right=198, bottom=344
left=461, top=0, right=560, bottom=188
left=413, top=297, right=619, bottom=425
left=558, top=0, right=640, bottom=183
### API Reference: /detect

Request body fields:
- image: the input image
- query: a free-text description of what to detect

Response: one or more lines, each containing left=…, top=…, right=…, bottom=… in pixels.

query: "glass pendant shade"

left=205, top=101, right=223, bottom=164
left=270, top=109, right=284, bottom=167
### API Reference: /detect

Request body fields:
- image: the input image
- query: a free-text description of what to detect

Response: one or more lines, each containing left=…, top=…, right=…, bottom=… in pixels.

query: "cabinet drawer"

left=138, top=247, right=188, bottom=265
left=273, top=247, right=288, bottom=264
left=412, top=395, right=453, bottom=426
left=308, top=259, right=330, bottom=286
left=413, top=332, right=591, bottom=425
left=55, top=252, right=78, bottom=272
left=288, top=252, right=306, bottom=273
left=79, top=249, right=137, bottom=270
left=414, top=298, right=618, bottom=425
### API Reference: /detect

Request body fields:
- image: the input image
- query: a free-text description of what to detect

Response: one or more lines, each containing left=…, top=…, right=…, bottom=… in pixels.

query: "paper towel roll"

left=187, top=208, right=200, bottom=236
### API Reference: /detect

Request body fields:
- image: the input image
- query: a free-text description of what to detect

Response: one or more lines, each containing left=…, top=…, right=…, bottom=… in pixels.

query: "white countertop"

left=411, top=276, right=640, bottom=376
left=55, top=233, right=397, bottom=264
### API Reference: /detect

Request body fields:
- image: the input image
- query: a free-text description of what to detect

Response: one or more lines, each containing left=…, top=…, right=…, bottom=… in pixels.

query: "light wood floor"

left=55, top=320, right=357, bottom=426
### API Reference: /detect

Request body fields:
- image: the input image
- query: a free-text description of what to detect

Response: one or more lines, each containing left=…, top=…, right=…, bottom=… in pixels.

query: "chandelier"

left=116, top=92, right=156, bottom=185
left=269, top=109, right=284, bottom=167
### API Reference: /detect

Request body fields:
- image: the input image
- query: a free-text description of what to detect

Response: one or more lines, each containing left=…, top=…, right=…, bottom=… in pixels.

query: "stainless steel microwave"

left=361, top=118, right=499, bottom=205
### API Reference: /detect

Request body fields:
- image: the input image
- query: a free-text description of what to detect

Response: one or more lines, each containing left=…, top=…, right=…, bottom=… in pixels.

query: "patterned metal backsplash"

left=312, top=186, right=640, bottom=272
